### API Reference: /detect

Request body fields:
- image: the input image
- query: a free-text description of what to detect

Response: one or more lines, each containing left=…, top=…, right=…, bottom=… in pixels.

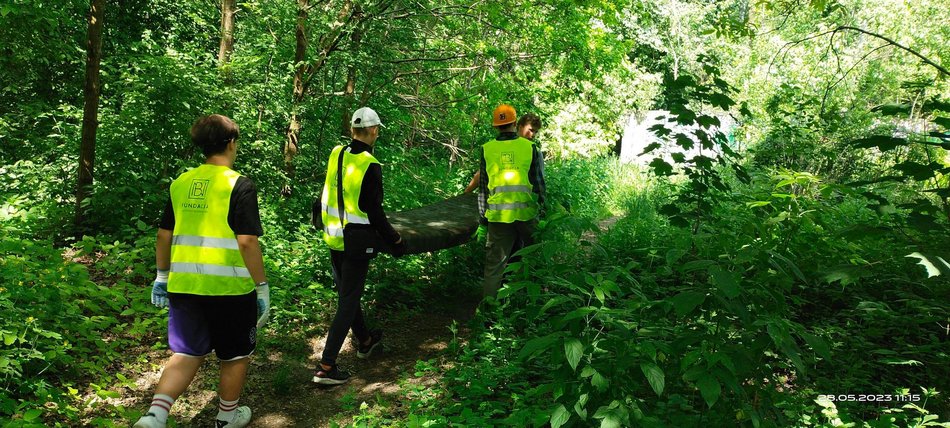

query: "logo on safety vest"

left=501, top=152, right=514, bottom=166
left=189, top=179, right=210, bottom=199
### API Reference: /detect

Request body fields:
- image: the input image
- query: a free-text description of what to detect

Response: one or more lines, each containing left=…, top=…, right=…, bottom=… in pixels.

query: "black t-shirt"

left=159, top=176, right=264, bottom=236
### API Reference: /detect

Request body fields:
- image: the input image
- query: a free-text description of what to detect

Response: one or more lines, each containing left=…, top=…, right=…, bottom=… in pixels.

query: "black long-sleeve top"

left=348, top=139, right=401, bottom=245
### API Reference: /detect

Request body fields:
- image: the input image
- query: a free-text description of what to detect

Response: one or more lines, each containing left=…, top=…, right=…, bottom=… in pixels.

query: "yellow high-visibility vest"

left=483, top=137, right=539, bottom=223
left=320, top=145, right=379, bottom=250
left=167, top=164, right=254, bottom=296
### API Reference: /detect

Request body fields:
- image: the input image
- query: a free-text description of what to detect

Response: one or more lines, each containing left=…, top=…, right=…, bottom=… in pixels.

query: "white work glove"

left=151, top=269, right=169, bottom=308
left=256, top=281, right=270, bottom=329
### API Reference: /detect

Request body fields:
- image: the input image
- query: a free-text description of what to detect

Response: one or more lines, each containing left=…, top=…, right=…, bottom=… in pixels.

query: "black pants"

left=321, top=250, right=371, bottom=366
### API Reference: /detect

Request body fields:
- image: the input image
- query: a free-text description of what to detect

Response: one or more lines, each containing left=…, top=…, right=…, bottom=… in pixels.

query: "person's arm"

left=156, top=228, right=172, bottom=270
left=464, top=171, right=480, bottom=193
left=157, top=199, right=175, bottom=269
left=228, top=178, right=267, bottom=283
left=361, top=164, right=401, bottom=245
left=528, top=145, right=545, bottom=210
left=237, top=235, right=267, bottom=284
left=478, top=148, right=488, bottom=220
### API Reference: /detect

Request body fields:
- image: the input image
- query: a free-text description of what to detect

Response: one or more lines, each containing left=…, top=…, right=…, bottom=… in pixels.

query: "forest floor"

left=117, top=216, right=620, bottom=427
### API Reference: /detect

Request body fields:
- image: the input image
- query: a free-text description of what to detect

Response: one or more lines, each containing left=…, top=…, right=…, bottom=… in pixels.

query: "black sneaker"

left=312, top=364, right=351, bottom=385
left=357, top=330, right=383, bottom=359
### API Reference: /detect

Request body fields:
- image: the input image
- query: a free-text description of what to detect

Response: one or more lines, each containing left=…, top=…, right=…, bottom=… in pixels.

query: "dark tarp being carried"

left=313, top=192, right=479, bottom=255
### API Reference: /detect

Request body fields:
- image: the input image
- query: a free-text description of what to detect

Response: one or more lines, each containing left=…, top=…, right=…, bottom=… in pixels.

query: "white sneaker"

left=133, top=414, right=165, bottom=428
left=215, top=406, right=251, bottom=428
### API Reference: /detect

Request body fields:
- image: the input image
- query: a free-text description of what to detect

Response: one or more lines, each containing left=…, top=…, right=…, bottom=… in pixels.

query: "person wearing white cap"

left=312, top=106, right=404, bottom=385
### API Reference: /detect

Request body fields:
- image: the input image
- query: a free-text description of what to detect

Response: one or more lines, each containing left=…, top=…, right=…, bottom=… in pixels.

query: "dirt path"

left=247, top=305, right=472, bottom=428
left=120, top=216, right=620, bottom=427
left=122, top=291, right=480, bottom=428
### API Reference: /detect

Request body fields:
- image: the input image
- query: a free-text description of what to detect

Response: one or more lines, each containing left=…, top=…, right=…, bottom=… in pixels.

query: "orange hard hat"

left=492, top=104, right=517, bottom=127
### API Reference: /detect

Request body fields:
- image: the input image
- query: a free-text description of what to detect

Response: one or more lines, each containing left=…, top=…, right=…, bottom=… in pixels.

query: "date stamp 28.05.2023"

left=817, top=394, right=921, bottom=402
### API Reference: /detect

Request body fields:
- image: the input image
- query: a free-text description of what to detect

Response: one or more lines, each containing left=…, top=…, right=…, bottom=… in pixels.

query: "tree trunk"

left=283, top=0, right=309, bottom=196
left=340, top=14, right=364, bottom=137
left=283, top=0, right=359, bottom=196
left=75, top=0, right=105, bottom=233
left=340, top=65, right=357, bottom=137
left=218, top=0, right=236, bottom=65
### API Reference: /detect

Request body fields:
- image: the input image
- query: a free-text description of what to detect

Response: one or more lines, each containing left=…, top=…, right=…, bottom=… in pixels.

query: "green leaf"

left=22, top=409, right=42, bottom=421
left=905, top=252, right=950, bottom=278
left=708, top=92, right=736, bottom=109
left=649, top=158, right=674, bottom=176
left=575, top=393, right=589, bottom=419
left=740, top=102, right=753, bottom=118
left=639, top=142, right=661, bottom=155
left=581, top=366, right=596, bottom=378
left=697, top=374, right=722, bottom=408
left=767, top=322, right=806, bottom=373
left=519, top=334, right=558, bottom=360
left=640, top=363, right=665, bottom=396
left=601, top=414, right=622, bottom=428
left=823, top=266, right=864, bottom=285
left=894, top=161, right=941, bottom=181
left=801, top=332, right=832, bottom=360
left=925, top=100, right=950, bottom=113
left=680, top=260, right=716, bottom=272
left=592, top=371, right=608, bottom=391
left=873, top=104, right=910, bottom=116
left=97, top=389, right=120, bottom=399
left=670, top=291, right=705, bottom=317
left=696, top=115, right=720, bottom=128
left=551, top=404, right=570, bottom=428
left=852, top=135, right=906, bottom=151
left=709, top=266, right=740, bottom=299
left=3, top=333, right=15, bottom=346
left=675, top=133, right=694, bottom=150
left=565, top=339, right=584, bottom=371
left=593, top=285, right=605, bottom=304
left=934, top=116, right=950, bottom=129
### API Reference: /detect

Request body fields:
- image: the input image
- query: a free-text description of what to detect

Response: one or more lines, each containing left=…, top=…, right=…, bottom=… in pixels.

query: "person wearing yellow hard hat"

left=478, top=104, right=546, bottom=299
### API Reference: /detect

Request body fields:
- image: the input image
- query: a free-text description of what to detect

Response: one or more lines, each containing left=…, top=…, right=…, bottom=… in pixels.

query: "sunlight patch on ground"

left=360, top=381, right=401, bottom=395
left=256, top=413, right=297, bottom=427
left=419, top=339, right=448, bottom=352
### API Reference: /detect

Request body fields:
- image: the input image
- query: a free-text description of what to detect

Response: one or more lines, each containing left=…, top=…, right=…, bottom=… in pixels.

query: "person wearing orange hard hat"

left=477, top=104, right=546, bottom=299
left=464, top=112, right=544, bottom=193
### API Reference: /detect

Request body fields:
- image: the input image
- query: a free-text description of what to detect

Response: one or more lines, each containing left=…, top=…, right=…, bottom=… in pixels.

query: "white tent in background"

left=619, top=110, right=736, bottom=166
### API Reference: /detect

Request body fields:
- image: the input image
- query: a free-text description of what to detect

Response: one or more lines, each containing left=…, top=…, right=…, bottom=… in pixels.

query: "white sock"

left=217, top=397, right=239, bottom=421
left=147, top=393, right=175, bottom=423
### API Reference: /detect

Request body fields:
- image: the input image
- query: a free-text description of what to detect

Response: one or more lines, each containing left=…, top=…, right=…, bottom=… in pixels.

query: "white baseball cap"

left=351, top=107, right=384, bottom=128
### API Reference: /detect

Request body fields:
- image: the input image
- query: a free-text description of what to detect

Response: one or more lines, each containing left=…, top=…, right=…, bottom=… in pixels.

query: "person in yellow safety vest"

left=313, top=107, right=405, bottom=386
left=463, top=113, right=544, bottom=193
left=134, top=115, right=268, bottom=428
left=479, top=104, right=546, bottom=299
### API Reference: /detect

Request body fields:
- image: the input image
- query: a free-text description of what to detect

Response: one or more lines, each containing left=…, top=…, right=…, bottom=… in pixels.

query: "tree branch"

left=834, top=26, right=950, bottom=77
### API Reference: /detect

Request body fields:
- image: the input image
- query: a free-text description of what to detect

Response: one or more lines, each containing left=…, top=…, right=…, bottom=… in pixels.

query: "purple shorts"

left=167, top=291, right=257, bottom=360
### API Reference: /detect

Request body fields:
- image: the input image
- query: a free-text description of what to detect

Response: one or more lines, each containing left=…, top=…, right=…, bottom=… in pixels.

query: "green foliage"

left=3, top=0, right=950, bottom=425
left=0, top=231, right=158, bottom=424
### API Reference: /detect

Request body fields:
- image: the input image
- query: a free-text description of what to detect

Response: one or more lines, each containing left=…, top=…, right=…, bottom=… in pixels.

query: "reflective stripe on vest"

left=483, top=137, right=539, bottom=223
left=172, top=235, right=240, bottom=250
left=170, top=263, right=251, bottom=278
left=167, top=164, right=255, bottom=296
left=320, top=145, right=380, bottom=251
